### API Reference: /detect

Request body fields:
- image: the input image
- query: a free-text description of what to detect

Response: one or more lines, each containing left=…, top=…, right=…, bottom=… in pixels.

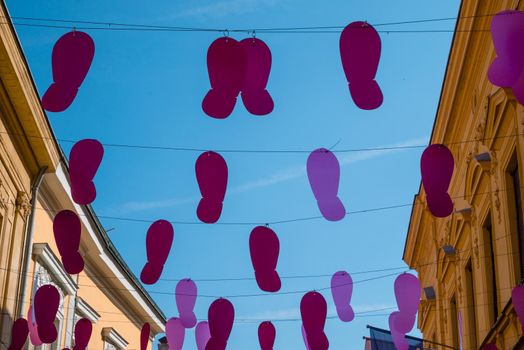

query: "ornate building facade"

left=0, top=1, right=166, bottom=348
left=404, top=1, right=524, bottom=350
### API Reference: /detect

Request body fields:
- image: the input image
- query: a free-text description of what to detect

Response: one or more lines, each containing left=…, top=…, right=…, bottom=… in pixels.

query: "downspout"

left=17, top=166, right=47, bottom=318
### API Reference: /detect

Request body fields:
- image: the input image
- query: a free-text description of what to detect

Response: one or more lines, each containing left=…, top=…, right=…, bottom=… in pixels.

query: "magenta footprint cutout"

left=488, top=11, right=524, bottom=105
left=141, top=323, right=150, bottom=350
left=301, top=325, right=311, bottom=350
left=53, top=210, right=84, bottom=274
left=330, top=271, right=354, bottom=322
left=202, top=37, right=246, bottom=119
left=258, top=321, right=275, bottom=350
left=195, top=151, right=228, bottom=223
left=249, top=226, right=281, bottom=292
left=388, top=312, right=408, bottom=350
left=176, top=279, right=198, bottom=328
left=27, top=305, right=42, bottom=346
left=69, top=139, right=104, bottom=205
left=300, top=292, right=329, bottom=350
left=307, top=148, right=345, bottom=221
left=42, top=31, right=94, bottom=112
left=421, top=144, right=454, bottom=218
left=339, top=22, right=383, bottom=110
left=166, top=318, right=185, bottom=350
left=195, top=321, right=211, bottom=350
left=73, top=319, right=92, bottom=350
left=393, top=273, right=421, bottom=334
left=240, top=38, right=274, bottom=116
left=34, top=285, right=60, bottom=343
left=8, top=318, right=28, bottom=350
left=206, top=298, right=234, bottom=350
left=140, top=220, right=174, bottom=285
left=512, top=285, right=524, bottom=333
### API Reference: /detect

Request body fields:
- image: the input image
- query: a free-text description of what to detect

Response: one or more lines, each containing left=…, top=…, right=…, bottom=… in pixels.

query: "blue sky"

left=8, top=0, right=460, bottom=349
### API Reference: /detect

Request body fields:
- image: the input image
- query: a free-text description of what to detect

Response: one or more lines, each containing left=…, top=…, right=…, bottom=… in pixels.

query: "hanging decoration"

left=484, top=344, right=499, bottom=350
left=42, top=31, right=95, bottom=112
left=300, top=291, right=329, bottom=350
left=249, top=226, right=281, bottom=292
left=34, top=284, right=60, bottom=343
left=330, top=271, right=354, bottom=322
left=511, top=285, right=524, bottom=333
left=206, top=298, right=235, bottom=350
left=69, top=139, right=104, bottom=205
left=53, top=210, right=84, bottom=274
left=141, top=323, right=151, bottom=350
left=8, top=318, right=28, bottom=350
left=202, top=37, right=246, bottom=119
left=258, top=321, right=276, bottom=350
left=166, top=318, right=185, bottom=350
left=301, top=325, right=311, bottom=350
left=176, top=279, right=198, bottom=328
left=388, top=312, right=408, bottom=350
left=239, top=38, right=274, bottom=116
left=27, top=305, right=42, bottom=346
left=73, top=319, right=92, bottom=350
left=339, top=21, right=383, bottom=110
left=140, top=220, right=174, bottom=285
left=195, top=321, right=211, bottom=350
left=307, top=148, right=345, bottom=221
left=420, top=144, right=454, bottom=218
left=393, top=273, right=421, bottom=334
left=488, top=10, right=524, bottom=106
left=195, top=151, right=228, bottom=224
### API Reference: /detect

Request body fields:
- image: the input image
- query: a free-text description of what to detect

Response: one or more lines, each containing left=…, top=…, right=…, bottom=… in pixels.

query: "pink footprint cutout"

left=393, top=273, right=421, bottom=334
left=27, top=305, right=42, bottom=346
left=206, top=298, right=234, bottom=350
left=300, top=292, right=329, bottom=350
left=240, top=38, right=274, bottom=116
left=249, top=226, right=281, bottom=292
left=53, top=210, right=84, bottom=274
left=195, top=151, right=228, bottom=224
left=330, top=271, right=354, bottom=322
left=140, top=220, right=174, bottom=285
left=8, top=318, right=28, bottom=350
left=202, top=37, right=246, bottom=119
left=73, top=319, right=92, bottom=350
left=195, top=321, right=211, bottom=350
left=307, top=148, right=345, bottom=221
left=69, top=139, right=104, bottom=205
left=488, top=11, right=524, bottom=105
left=42, top=31, right=95, bottom=112
left=339, top=22, right=383, bottom=110
left=388, top=312, right=408, bottom=350
left=258, top=321, right=275, bottom=350
left=420, top=144, right=454, bottom=218
left=166, top=318, right=185, bottom=350
left=34, top=285, right=60, bottom=343
left=301, top=325, right=311, bottom=350
left=512, top=285, right=524, bottom=333
left=176, top=279, right=198, bottom=328
left=141, top=323, right=150, bottom=350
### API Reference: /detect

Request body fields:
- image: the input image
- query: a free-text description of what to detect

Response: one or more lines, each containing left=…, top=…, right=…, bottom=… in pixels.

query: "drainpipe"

left=17, top=166, right=47, bottom=318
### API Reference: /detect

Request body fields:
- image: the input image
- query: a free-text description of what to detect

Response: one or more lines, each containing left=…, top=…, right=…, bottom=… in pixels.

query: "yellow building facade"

left=0, top=1, right=166, bottom=348
left=404, top=1, right=524, bottom=350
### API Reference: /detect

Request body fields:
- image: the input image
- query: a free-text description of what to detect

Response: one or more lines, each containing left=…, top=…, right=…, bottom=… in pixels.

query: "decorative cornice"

left=101, top=327, right=129, bottom=349
left=76, top=297, right=100, bottom=323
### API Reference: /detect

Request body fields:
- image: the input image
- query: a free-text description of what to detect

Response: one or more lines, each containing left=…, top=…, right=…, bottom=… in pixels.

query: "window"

left=465, top=261, right=477, bottom=349
left=507, top=156, right=524, bottom=280
left=483, top=214, right=499, bottom=322
left=450, top=295, right=459, bottom=349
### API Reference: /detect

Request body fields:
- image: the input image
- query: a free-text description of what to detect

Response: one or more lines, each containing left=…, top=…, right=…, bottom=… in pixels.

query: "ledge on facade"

left=76, top=297, right=100, bottom=323
left=479, top=296, right=521, bottom=350
left=32, top=243, right=77, bottom=295
left=101, top=327, right=129, bottom=349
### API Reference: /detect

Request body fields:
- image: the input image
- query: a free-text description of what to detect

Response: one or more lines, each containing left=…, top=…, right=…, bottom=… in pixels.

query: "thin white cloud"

left=174, top=0, right=281, bottom=18
left=117, top=136, right=428, bottom=214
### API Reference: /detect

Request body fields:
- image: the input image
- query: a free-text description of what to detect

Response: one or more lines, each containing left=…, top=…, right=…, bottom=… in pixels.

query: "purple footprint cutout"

left=307, top=148, right=345, bottom=221
left=176, top=279, right=198, bottom=328
left=420, top=144, right=454, bottom=218
left=69, top=139, right=104, bottom=205
left=195, top=151, right=228, bottom=224
left=73, top=319, right=92, bottom=350
left=258, top=321, right=275, bottom=350
left=330, top=271, right=354, bottom=322
left=340, top=22, right=383, bottom=110
left=166, top=318, right=185, bottom=350
left=249, top=226, right=281, bottom=292
left=34, top=285, right=60, bottom=343
left=300, top=292, right=329, bottom=350
left=140, top=220, right=174, bottom=285
left=195, top=321, right=211, bottom=350
left=393, top=273, right=421, bottom=334
left=8, top=318, right=28, bottom=350
left=53, top=210, right=84, bottom=274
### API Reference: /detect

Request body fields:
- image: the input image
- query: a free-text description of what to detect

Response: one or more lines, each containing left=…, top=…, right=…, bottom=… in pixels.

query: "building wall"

left=404, top=1, right=524, bottom=350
